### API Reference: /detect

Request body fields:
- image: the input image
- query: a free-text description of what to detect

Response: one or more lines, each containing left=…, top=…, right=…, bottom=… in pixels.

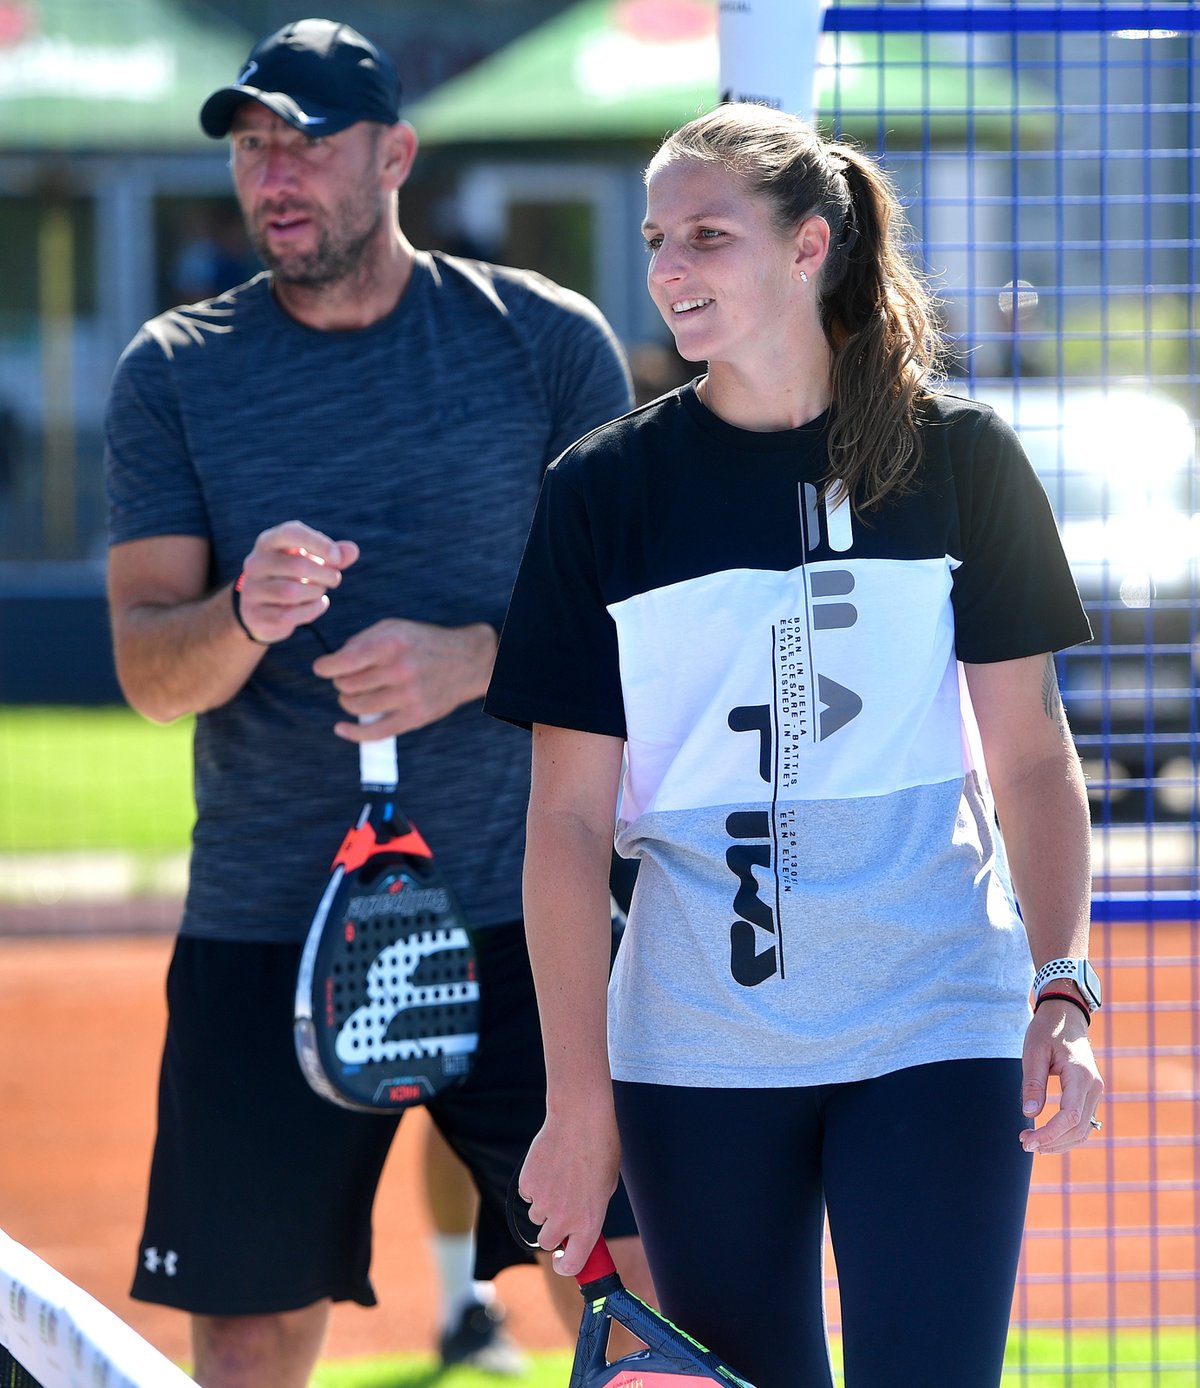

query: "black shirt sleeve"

left=948, top=403, right=1093, bottom=663
left=484, top=459, right=627, bottom=737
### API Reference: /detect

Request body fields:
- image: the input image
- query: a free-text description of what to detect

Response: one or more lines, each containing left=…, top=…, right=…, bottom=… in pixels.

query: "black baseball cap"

left=200, top=18, right=401, bottom=139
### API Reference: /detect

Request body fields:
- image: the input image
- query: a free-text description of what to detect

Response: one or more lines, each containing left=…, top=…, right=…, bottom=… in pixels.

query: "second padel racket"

left=569, top=1238, right=758, bottom=1388
left=508, top=1186, right=757, bottom=1387
left=294, top=730, right=480, bottom=1112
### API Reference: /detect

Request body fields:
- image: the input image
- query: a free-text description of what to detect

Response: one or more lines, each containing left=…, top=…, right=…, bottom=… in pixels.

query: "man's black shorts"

left=131, top=921, right=636, bottom=1315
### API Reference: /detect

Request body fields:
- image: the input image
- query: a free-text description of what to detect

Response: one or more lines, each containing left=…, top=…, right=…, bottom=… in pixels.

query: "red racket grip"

left=575, top=1236, right=617, bottom=1286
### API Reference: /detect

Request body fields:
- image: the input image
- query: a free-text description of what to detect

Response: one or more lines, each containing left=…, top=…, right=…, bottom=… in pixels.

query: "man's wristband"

left=231, top=574, right=272, bottom=646
left=1034, top=991, right=1092, bottom=1027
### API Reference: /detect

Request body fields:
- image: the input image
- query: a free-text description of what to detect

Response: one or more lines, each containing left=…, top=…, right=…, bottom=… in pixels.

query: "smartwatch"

left=1032, top=957, right=1102, bottom=1013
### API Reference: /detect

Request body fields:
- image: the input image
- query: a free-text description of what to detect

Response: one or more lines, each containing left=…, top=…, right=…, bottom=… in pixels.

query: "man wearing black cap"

left=104, top=19, right=649, bottom=1388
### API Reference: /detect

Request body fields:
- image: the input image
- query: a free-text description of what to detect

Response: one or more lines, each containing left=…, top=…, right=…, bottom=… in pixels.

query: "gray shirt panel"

left=611, top=774, right=1032, bottom=1087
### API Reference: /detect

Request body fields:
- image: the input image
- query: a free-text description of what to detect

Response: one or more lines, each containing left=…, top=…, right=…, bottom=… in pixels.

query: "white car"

left=969, top=383, right=1199, bottom=818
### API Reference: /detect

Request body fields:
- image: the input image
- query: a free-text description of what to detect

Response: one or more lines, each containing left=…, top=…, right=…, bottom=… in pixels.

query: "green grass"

left=0, top=705, right=195, bottom=853
left=301, top=1331, right=1200, bottom=1387
left=1001, top=1329, right=1200, bottom=1386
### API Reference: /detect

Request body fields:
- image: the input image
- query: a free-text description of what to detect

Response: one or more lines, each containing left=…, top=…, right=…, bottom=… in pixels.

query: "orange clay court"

left=0, top=911, right=1196, bottom=1369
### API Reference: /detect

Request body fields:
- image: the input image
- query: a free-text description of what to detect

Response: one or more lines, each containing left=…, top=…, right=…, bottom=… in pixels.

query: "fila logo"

left=722, top=565, right=863, bottom=987
left=725, top=810, right=778, bottom=986
left=806, top=569, right=862, bottom=738
left=801, top=481, right=854, bottom=555
left=142, top=1246, right=178, bottom=1276
left=809, top=568, right=856, bottom=629
left=731, top=573, right=862, bottom=765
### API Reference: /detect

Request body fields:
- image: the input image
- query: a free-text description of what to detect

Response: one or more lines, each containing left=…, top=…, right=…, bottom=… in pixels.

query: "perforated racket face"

left=296, top=848, right=480, bottom=1111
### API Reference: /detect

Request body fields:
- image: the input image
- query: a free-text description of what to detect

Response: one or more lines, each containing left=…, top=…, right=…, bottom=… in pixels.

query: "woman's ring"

left=1089, top=1116, right=1103, bottom=1131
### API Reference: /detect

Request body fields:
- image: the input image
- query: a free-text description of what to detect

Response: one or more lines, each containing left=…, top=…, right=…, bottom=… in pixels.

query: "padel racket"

left=570, top=1238, right=757, bottom=1388
left=294, top=727, right=480, bottom=1112
left=509, top=1190, right=757, bottom=1387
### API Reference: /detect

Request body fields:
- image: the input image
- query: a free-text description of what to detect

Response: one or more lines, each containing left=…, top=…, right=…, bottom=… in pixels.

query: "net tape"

left=0, top=1231, right=194, bottom=1388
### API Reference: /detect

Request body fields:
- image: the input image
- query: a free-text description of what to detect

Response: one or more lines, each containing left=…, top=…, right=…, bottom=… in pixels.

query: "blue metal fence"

left=821, top=4, right=1199, bottom=1379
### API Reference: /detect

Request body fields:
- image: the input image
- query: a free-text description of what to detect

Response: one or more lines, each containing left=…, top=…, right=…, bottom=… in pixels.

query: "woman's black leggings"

left=614, top=1058, right=1032, bottom=1388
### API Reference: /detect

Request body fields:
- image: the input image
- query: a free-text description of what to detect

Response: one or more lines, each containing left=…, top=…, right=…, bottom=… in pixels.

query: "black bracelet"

left=1034, top=990, right=1092, bottom=1027
left=231, top=574, right=272, bottom=646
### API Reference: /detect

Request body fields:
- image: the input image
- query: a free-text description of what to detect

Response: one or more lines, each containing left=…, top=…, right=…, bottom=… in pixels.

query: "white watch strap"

left=1033, top=957, right=1100, bottom=1010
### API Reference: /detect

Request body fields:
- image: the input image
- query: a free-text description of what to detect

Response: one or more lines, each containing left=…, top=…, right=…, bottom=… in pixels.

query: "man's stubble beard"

left=250, top=195, right=384, bottom=288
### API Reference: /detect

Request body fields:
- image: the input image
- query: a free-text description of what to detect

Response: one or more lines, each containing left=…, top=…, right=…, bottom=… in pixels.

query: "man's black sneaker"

left=438, top=1298, right=528, bottom=1376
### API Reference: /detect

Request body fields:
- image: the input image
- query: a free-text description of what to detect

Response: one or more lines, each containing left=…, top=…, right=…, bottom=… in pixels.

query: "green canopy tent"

left=408, top=0, right=1043, bottom=147
left=0, top=0, right=252, bottom=151
left=404, top=0, right=1046, bottom=353
left=0, top=0, right=253, bottom=556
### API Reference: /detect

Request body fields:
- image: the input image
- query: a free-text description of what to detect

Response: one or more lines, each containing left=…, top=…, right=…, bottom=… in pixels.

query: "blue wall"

left=0, top=563, right=123, bottom=704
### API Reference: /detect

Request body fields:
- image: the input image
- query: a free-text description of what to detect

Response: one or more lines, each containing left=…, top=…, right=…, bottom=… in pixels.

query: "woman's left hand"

left=1018, top=999, right=1104, bottom=1154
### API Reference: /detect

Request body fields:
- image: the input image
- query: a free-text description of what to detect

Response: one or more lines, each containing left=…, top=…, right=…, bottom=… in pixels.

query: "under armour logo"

left=143, top=1247, right=178, bottom=1276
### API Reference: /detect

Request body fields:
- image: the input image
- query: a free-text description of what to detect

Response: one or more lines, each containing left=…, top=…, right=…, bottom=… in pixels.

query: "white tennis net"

left=0, top=1230, right=195, bottom=1388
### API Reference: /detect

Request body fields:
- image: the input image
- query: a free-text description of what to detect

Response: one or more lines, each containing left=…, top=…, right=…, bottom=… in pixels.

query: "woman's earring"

left=800, top=270, right=809, bottom=283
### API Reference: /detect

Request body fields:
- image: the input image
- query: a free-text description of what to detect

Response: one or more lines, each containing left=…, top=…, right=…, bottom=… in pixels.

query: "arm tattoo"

left=1042, top=654, right=1069, bottom=740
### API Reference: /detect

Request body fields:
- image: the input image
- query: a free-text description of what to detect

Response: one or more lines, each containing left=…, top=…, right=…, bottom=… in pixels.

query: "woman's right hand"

left=518, top=1100, right=622, bottom=1278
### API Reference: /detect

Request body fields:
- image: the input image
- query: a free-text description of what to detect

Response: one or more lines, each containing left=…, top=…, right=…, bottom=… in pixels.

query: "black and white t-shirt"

left=486, top=383, right=1091, bottom=1089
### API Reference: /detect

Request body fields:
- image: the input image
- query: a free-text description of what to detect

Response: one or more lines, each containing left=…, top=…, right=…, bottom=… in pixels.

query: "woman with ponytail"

left=486, top=104, right=1102, bottom=1388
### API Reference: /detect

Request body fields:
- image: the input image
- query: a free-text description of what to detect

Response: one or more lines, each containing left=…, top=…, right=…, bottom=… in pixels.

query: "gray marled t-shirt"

left=105, top=251, right=632, bottom=942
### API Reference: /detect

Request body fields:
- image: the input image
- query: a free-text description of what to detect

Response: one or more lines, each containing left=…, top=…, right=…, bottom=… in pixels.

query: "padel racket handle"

left=576, top=1236, right=617, bottom=1287
left=358, top=719, right=398, bottom=789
